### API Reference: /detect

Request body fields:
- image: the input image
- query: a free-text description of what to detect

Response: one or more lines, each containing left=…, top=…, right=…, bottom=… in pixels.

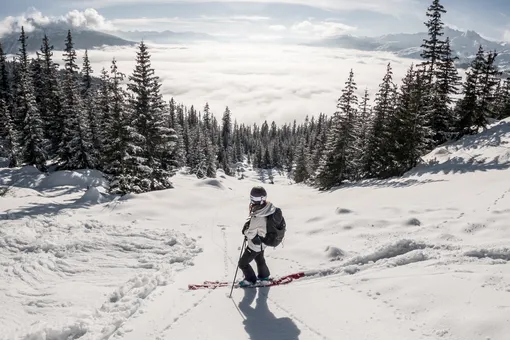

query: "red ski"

left=188, top=272, right=306, bottom=290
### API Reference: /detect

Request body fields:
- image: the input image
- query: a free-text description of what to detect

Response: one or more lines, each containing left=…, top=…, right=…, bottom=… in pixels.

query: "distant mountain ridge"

left=0, top=23, right=135, bottom=54
left=0, top=23, right=215, bottom=54
left=310, top=27, right=510, bottom=70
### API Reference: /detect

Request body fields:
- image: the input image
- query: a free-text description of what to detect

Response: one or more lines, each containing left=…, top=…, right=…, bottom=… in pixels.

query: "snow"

left=2, top=120, right=510, bottom=340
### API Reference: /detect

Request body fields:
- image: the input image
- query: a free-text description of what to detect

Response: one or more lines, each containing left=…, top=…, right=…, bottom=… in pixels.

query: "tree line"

left=1, top=0, right=510, bottom=193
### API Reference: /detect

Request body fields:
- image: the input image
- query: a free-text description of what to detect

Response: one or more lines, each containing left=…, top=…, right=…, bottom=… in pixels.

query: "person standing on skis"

left=238, top=186, right=282, bottom=287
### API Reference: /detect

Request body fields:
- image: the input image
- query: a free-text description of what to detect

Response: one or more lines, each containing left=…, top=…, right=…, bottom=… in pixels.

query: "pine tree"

left=81, top=50, right=93, bottom=96
left=38, top=34, right=62, bottom=153
left=126, top=41, right=178, bottom=193
left=476, top=50, right=501, bottom=128
left=103, top=58, right=138, bottom=194
left=219, top=106, right=233, bottom=175
left=15, top=27, right=48, bottom=171
left=356, top=89, right=372, bottom=179
left=293, top=116, right=311, bottom=183
left=96, top=67, right=111, bottom=165
left=420, top=0, right=447, bottom=82
left=390, top=66, right=432, bottom=175
left=494, top=78, right=510, bottom=119
left=0, top=43, right=10, bottom=105
left=0, top=43, right=14, bottom=161
left=58, top=30, right=96, bottom=170
left=431, top=37, right=461, bottom=144
left=0, top=99, right=19, bottom=166
left=364, top=63, right=397, bottom=178
left=316, top=69, right=359, bottom=188
left=81, top=50, right=101, bottom=161
left=188, top=122, right=207, bottom=177
left=456, top=46, right=489, bottom=136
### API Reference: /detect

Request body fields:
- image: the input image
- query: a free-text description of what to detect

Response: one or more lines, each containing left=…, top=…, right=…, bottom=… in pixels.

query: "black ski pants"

left=238, top=247, right=270, bottom=283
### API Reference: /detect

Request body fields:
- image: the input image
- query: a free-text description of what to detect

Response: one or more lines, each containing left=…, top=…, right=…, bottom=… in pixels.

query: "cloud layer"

left=69, top=42, right=420, bottom=125
left=0, top=8, right=114, bottom=37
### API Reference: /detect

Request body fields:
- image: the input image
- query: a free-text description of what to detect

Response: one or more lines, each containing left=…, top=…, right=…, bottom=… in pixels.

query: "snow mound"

left=195, top=179, right=225, bottom=190
left=5, top=187, right=45, bottom=198
left=336, top=208, right=353, bottom=214
left=406, top=218, right=421, bottom=226
left=38, top=170, right=108, bottom=190
left=325, top=246, right=345, bottom=260
left=464, top=248, right=510, bottom=261
left=0, top=165, right=46, bottom=188
left=21, top=319, right=89, bottom=340
left=75, top=187, right=109, bottom=205
left=344, top=239, right=427, bottom=266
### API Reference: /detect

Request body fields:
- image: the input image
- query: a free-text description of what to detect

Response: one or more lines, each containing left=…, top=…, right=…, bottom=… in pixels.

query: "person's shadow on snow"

left=238, top=286, right=301, bottom=340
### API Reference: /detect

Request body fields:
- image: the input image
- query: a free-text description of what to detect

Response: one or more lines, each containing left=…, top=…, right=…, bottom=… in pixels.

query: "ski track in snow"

left=259, top=289, right=333, bottom=340
left=0, top=214, right=201, bottom=340
left=157, top=223, right=230, bottom=336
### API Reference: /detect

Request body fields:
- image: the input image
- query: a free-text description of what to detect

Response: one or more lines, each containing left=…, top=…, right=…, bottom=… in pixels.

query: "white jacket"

left=244, top=202, right=276, bottom=251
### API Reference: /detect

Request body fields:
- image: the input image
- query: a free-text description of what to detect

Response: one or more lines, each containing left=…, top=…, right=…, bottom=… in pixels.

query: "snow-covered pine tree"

left=168, top=98, right=177, bottom=129
left=188, top=119, right=207, bottom=177
left=202, top=102, right=219, bottom=171
left=182, top=115, right=191, bottom=165
left=364, top=63, right=397, bottom=178
left=219, top=106, right=233, bottom=175
left=431, top=37, right=461, bottom=144
left=356, top=89, right=372, bottom=179
left=39, top=34, right=63, bottom=153
left=0, top=99, right=19, bottom=166
left=127, top=41, right=178, bottom=192
left=455, top=46, right=487, bottom=136
left=316, top=69, right=359, bottom=188
left=58, top=30, right=95, bottom=170
left=309, top=113, right=328, bottom=176
left=103, top=59, right=138, bottom=194
left=0, top=43, right=13, bottom=160
left=15, top=27, right=48, bottom=171
left=0, top=43, right=8, bottom=104
left=293, top=116, right=311, bottom=183
left=81, top=50, right=93, bottom=96
left=95, top=67, right=111, bottom=166
left=390, top=65, right=432, bottom=175
left=493, top=78, right=510, bottom=119
left=476, top=50, right=501, bottom=128
left=420, top=0, right=447, bottom=83
left=201, top=122, right=217, bottom=178
left=81, top=50, right=101, bottom=163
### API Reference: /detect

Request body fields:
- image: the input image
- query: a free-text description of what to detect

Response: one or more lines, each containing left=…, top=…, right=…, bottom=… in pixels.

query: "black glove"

left=251, top=235, right=262, bottom=245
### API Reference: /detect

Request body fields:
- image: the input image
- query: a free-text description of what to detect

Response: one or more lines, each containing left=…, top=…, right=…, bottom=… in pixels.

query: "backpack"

left=263, top=207, right=286, bottom=247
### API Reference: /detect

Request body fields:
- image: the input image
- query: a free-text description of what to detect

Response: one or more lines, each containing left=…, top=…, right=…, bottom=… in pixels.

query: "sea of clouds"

left=74, top=42, right=417, bottom=125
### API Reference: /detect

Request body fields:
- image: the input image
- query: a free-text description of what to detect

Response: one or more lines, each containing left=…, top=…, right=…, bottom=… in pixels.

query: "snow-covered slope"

left=1, top=121, right=510, bottom=340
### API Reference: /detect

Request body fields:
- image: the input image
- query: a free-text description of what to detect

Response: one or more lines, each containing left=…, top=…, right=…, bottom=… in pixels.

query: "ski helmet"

left=250, top=186, right=267, bottom=204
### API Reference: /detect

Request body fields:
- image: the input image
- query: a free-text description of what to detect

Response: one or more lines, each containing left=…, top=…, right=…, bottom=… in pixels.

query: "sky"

left=0, top=0, right=509, bottom=41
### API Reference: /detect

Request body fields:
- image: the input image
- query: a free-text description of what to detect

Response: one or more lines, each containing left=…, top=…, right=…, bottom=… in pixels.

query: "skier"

left=238, top=186, right=282, bottom=287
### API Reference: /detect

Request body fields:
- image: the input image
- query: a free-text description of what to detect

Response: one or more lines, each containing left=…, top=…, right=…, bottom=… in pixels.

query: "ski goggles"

left=250, top=195, right=267, bottom=204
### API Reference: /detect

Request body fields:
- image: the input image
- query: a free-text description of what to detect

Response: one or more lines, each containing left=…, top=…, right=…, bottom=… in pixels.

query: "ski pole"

left=229, top=238, right=246, bottom=298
